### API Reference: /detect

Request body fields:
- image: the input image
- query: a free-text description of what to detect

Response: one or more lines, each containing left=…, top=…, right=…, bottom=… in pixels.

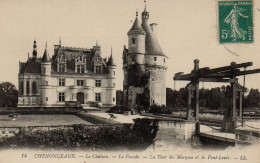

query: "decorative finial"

left=136, top=8, right=138, bottom=17
left=111, top=46, right=113, bottom=55
left=45, top=41, right=47, bottom=48
left=96, top=40, right=98, bottom=46
left=144, top=0, right=147, bottom=10
left=59, top=37, right=61, bottom=46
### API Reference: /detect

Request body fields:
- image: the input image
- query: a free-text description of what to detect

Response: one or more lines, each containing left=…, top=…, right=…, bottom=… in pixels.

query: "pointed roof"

left=108, top=47, right=116, bottom=66
left=141, top=7, right=166, bottom=56
left=41, top=43, right=51, bottom=62
left=128, top=12, right=144, bottom=33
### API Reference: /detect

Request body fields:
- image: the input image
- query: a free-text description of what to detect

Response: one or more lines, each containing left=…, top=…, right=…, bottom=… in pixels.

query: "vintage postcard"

left=0, top=0, right=259, bottom=163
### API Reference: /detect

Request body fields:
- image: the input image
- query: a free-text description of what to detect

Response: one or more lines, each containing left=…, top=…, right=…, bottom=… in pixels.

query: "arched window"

left=32, top=81, right=37, bottom=94
left=20, top=81, right=24, bottom=95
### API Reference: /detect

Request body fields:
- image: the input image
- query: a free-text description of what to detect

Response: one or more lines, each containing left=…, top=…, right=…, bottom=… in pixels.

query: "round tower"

left=127, top=11, right=146, bottom=66
left=107, top=49, right=117, bottom=106
left=141, top=4, right=168, bottom=106
left=40, top=43, right=52, bottom=106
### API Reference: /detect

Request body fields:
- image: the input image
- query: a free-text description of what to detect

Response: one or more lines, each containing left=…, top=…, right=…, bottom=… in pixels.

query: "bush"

left=0, top=120, right=159, bottom=150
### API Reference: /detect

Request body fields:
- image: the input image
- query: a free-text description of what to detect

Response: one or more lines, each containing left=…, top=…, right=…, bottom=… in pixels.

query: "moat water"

left=145, top=119, right=260, bottom=152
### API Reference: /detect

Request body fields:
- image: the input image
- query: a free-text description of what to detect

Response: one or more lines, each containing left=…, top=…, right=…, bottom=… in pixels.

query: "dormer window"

left=58, top=63, right=65, bottom=72
left=76, top=65, right=85, bottom=73
left=132, top=37, right=136, bottom=44
left=95, top=65, right=102, bottom=74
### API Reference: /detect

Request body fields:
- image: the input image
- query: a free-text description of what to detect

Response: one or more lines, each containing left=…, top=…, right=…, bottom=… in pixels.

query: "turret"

left=40, top=42, right=52, bottom=106
left=41, top=42, right=51, bottom=76
left=32, top=40, right=37, bottom=59
left=108, top=47, right=117, bottom=78
left=107, top=47, right=117, bottom=105
left=127, top=11, right=146, bottom=65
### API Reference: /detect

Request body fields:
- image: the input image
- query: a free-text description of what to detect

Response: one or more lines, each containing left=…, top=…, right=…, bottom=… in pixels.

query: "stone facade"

left=18, top=41, right=116, bottom=108
left=122, top=6, right=167, bottom=107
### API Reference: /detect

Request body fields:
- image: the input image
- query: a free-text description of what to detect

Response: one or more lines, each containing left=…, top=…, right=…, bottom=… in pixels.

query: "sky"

left=0, top=0, right=259, bottom=91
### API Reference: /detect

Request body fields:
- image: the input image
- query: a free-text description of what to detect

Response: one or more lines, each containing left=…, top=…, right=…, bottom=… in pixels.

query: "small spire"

left=41, top=42, right=50, bottom=62
left=59, top=37, right=61, bottom=46
left=28, top=52, right=29, bottom=59
left=144, top=0, right=147, bottom=10
left=96, top=40, right=98, bottom=46
left=111, top=46, right=113, bottom=55
left=136, top=9, right=138, bottom=17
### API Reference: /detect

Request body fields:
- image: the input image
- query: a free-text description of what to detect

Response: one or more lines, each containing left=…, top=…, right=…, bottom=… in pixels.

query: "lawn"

left=0, top=114, right=92, bottom=127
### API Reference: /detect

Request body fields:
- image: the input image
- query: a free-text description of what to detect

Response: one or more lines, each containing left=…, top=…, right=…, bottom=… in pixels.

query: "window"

left=76, top=65, right=85, bottom=73
left=132, top=37, right=135, bottom=44
left=77, top=65, right=80, bottom=73
left=95, top=93, right=101, bottom=102
left=95, top=66, right=102, bottom=74
left=19, top=81, right=24, bottom=95
left=32, top=81, right=37, bottom=94
left=58, top=63, right=65, bottom=72
left=58, top=93, right=65, bottom=102
left=77, top=80, right=84, bottom=86
left=45, top=81, right=48, bottom=86
left=152, top=77, right=154, bottom=82
left=153, top=100, right=155, bottom=104
left=26, top=81, right=30, bottom=94
left=95, top=80, right=101, bottom=87
left=164, top=58, right=165, bottom=63
left=113, top=98, right=115, bottom=102
left=59, top=79, right=65, bottom=86
left=154, top=57, right=157, bottom=61
left=81, top=66, right=85, bottom=73
left=113, top=83, right=115, bottom=87
left=46, top=97, right=48, bottom=101
left=113, top=71, right=115, bottom=75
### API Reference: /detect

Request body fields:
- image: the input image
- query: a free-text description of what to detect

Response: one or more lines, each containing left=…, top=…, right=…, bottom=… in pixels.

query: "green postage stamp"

left=218, top=0, right=253, bottom=43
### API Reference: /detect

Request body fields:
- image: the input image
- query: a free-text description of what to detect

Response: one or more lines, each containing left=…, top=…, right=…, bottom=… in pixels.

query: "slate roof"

left=19, top=45, right=110, bottom=75
left=141, top=10, right=166, bottom=57
left=107, top=54, right=116, bottom=66
left=41, top=48, right=51, bottom=62
left=19, top=59, right=41, bottom=74
left=129, top=16, right=144, bottom=32
left=52, top=46, right=109, bottom=73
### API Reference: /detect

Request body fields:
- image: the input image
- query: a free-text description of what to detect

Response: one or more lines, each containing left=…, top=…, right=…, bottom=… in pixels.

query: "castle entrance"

left=77, top=92, right=84, bottom=104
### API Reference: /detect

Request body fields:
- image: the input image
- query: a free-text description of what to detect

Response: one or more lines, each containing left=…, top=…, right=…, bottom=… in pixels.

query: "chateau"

left=122, top=5, right=167, bottom=107
left=18, top=41, right=117, bottom=108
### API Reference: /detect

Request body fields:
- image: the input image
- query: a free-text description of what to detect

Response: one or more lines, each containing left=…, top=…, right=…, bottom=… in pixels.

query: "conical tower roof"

left=41, top=43, right=51, bottom=62
left=128, top=12, right=145, bottom=34
left=108, top=47, right=116, bottom=66
left=141, top=8, right=165, bottom=56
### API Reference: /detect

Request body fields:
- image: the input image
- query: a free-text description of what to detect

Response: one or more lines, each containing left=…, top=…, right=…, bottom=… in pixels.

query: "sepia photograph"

left=0, top=0, right=259, bottom=162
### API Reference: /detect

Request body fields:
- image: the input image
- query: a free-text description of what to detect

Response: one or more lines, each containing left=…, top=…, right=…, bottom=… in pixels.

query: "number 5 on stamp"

left=218, top=0, right=253, bottom=43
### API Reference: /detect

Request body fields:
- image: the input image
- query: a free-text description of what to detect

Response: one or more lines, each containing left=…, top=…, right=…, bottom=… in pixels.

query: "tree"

left=244, top=89, right=260, bottom=109
left=0, top=82, right=18, bottom=107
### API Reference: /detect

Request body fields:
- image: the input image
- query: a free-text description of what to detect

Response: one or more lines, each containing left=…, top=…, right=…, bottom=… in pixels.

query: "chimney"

left=150, top=23, right=157, bottom=38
